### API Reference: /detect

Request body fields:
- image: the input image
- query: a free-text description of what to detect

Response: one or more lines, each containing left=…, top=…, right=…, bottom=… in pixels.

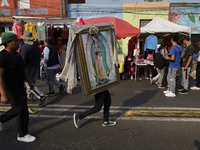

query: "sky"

left=86, top=0, right=200, bottom=3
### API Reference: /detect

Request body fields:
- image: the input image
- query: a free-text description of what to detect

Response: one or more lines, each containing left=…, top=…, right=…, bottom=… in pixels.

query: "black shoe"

left=46, top=92, right=55, bottom=97
left=178, top=85, right=184, bottom=91
left=60, top=85, right=65, bottom=93
left=179, top=89, right=188, bottom=94
left=102, top=121, right=117, bottom=127
left=73, top=113, right=80, bottom=128
left=38, top=96, right=48, bottom=107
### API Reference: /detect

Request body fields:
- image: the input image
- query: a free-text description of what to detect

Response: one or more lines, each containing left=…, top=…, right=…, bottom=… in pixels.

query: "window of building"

left=140, top=19, right=152, bottom=28
left=18, top=0, right=30, bottom=9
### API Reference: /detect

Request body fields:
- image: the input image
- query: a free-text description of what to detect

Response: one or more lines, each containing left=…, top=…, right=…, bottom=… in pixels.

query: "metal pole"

left=60, top=0, right=63, bottom=18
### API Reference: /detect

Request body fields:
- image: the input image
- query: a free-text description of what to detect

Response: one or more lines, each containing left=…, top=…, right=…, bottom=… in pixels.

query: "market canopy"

left=13, top=16, right=77, bottom=24
left=140, top=17, right=191, bottom=36
left=83, top=17, right=140, bottom=39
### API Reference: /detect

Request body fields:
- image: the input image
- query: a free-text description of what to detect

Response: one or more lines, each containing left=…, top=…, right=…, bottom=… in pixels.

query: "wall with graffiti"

left=170, top=4, right=200, bottom=34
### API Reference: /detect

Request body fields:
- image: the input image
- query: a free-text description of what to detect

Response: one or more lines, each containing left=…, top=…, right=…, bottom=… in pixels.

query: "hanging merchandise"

left=13, top=21, right=23, bottom=40
left=128, top=37, right=137, bottom=51
left=144, top=35, right=158, bottom=52
left=48, top=24, right=54, bottom=39
left=54, top=27, right=61, bottom=40
left=61, top=25, right=69, bottom=40
left=36, top=22, right=47, bottom=41
left=75, top=17, right=84, bottom=26
left=56, top=38, right=63, bottom=51
left=24, top=22, right=37, bottom=41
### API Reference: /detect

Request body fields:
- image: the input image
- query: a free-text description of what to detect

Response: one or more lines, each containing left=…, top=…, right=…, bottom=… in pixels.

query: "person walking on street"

left=191, top=41, right=200, bottom=90
left=42, top=37, right=65, bottom=96
left=0, top=33, right=36, bottom=142
left=150, top=42, right=168, bottom=88
left=20, top=31, right=48, bottom=107
left=164, top=34, right=182, bottom=97
left=73, top=90, right=117, bottom=128
left=178, top=36, right=194, bottom=94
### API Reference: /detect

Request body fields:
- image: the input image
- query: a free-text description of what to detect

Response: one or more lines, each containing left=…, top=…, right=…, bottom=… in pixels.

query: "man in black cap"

left=20, top=31, right=48, bottom=107
left=0, top=32, right=36, bottom=142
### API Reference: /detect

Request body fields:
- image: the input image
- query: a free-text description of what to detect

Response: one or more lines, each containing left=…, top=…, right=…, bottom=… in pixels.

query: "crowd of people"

left=0, top=31, right=200, bottom=142
left=122, top=34, right=200, bottom=97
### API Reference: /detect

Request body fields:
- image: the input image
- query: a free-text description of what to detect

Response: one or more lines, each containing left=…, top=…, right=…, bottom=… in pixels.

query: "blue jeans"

left=47, top=69, right=61, bottom=92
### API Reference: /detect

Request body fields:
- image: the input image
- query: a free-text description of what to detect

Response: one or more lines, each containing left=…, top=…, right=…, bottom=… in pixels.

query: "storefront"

left=0, top=0, right=66, bottom=35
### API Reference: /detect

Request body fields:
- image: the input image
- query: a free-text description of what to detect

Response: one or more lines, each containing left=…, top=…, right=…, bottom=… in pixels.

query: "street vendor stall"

left=12, top=16, right=77, bottom=50
left=135, top=17, right=191, bottom=81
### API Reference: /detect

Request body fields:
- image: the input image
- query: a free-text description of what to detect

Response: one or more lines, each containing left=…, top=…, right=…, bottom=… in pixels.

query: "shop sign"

left=0, top=8, right=49, bottom=16
left=1, top=0, right=9, bottom=7
left=0, top=17, right=12, bottom=22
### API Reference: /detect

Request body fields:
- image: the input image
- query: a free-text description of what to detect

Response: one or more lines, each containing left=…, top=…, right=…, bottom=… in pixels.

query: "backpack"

left=154, top=51, right=166, bottom=69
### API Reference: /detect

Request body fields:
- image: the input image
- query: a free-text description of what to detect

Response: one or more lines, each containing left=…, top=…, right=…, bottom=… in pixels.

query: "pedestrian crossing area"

left=2, top=104, right=200, bottom=122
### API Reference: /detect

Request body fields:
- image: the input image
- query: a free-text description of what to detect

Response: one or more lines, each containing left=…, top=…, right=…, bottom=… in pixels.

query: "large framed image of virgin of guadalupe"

left=76, top=25, right=120, bottom=97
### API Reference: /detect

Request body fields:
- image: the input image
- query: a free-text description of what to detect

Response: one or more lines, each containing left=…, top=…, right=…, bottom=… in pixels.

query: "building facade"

left=170, top=3, right=200, bottom=50
left=0, top=0, right=65, bottom=35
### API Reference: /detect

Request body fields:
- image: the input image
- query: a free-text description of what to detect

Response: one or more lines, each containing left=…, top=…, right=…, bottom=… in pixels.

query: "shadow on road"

left=112, top=89, right=159, bottom=120
left=194, top=140, right=200, bottom=150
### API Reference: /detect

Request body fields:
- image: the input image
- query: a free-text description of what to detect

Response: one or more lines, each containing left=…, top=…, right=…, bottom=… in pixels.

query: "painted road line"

left=28, top=114, right=200, bottom=122
left=2, top=103, right=200, bottom=111
left=125, top=110, right=200, bottom=118
left=0, top=106, right=38, bottom=114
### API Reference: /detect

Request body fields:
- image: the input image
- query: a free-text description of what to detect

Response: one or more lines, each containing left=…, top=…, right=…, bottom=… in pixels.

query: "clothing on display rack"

left=54, top=27, right=61, bottom=40
left=24, top=23, right=37, bottom=41
left=36, top=22, right=47, bottom=41
left=48, top=25, right=54, bottom=38
left=61, top=26, right=69, bottom=40
left=14, top=21, right=23, bottom=40
left=144, top=35, right=158, bottom=52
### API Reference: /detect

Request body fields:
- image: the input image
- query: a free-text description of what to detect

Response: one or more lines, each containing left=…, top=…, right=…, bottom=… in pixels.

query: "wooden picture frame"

left=76, top=25, right=120, bottom=97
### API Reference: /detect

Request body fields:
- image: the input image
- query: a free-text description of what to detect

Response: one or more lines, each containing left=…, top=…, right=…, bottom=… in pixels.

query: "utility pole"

left=60, top=0, right=63, bottom=18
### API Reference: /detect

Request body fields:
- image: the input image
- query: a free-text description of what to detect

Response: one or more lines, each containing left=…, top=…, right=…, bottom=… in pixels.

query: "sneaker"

left=158, top=85, right=165, bottom=89
left=102, top=121, right=117, bottom=127
left=17, top=134, right=36, bottom=142
left=38, top=96, right=48, bottom=107
left=73, top=113, right=80, bottom=128
left=145, top=77, right=149, bottom=80
left=130, top=76, right=133, bottom=80
left=163, top=89, right=170, bottom=94
left=179, top=89, right=188, bottom=94
left=190, top=86, right=200, bottom=90
left=60, top=85, right=65, bottom=93
left=155, top=82, right=159, bottom=86
left=46, top=92, right=55, bottom=97
left=178, top=85, right=184, bottom=91
left=0, top=122, right=3, bottom=131
left=165, top=91, right=176, bottom=97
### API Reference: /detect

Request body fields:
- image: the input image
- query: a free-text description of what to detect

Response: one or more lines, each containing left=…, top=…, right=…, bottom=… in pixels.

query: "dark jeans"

left=0, top=91, right=29, bottom=137
left=195, top=62, right=200, bottom=87
left=79, top=90, right=111, bottom=122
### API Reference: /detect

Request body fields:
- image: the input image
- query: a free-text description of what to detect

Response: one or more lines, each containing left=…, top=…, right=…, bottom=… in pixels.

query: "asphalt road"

left=1, top=76, right=200, bottom=150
